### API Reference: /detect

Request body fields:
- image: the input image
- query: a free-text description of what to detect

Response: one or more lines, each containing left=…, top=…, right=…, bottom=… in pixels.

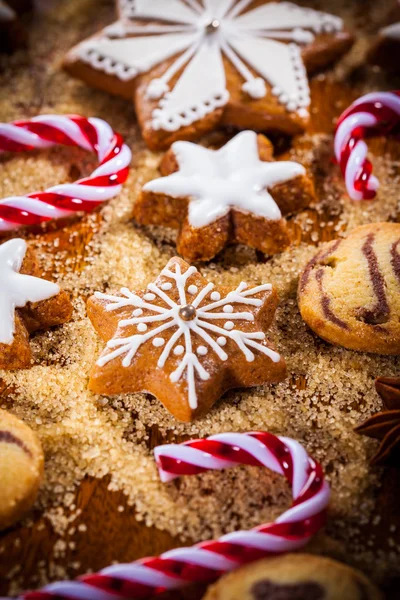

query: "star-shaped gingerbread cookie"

left=0, top=238, right=73, bottom=370
left=134, top=130, right=315, bottom=262
left=64, top=0, right=353, bottom=150
left=87, top=256, right=286, bottom=421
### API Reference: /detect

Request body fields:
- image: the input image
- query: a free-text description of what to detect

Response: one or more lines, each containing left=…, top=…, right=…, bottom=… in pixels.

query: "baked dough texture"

left=204, top=553, right=383, bottom=600
left=298, top=223, right=400, bottom=355
left=0, top=409, right=44, bottom=531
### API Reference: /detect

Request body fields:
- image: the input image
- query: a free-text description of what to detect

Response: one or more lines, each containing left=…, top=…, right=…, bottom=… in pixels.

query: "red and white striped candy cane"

left=0, top=114, right=131, bottom=231
left=334, top=90, right=400, bottom=201
left=17, top=431, right=329, bottom=600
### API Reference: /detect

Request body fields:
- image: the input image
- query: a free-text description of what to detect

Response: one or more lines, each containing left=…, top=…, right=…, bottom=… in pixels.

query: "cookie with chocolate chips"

left=203, top=554, right=382, bottom=600
left=0, top=409, right=44, bottom=531
left=298, top=223, right=400, bottom=355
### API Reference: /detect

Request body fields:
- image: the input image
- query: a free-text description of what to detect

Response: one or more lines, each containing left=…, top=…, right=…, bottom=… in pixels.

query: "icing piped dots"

left=210, top=291, right=221, bottom=301
left=133, top=309, right=143, bottom=317
left=223, top=305, right=234, bottom=313
left=197, top=346, right=208, bottom=356
left=161, top=282, right=172, bottom=291
left=144, top=293, right=156, bottom=301
left=188, top=285, right=198, bottom=295
left=224, top=322, right=235, bottom=331
left=137, top=323, right=147, bottom=332
left=153, top=338, right=165, bottom=347
left=174, top=345, right=184, bottom=356
left=217, top=336, right=227, bottom=346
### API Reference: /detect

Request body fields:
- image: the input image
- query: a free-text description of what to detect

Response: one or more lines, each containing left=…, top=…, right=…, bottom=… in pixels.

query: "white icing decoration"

left=0, top=239, right=60, bottom=345
left=137, top=323, right=147, bottom=332
left=77, top=0, right=344, bottom=129
left=197, top=345, right=208, bottom=356
left=95, top=261, right=279, bottom=410
left=224, top=321, right=235, bottom=330
left=153, top=337, right=165, bottom=347
left=211, top=291, right=221, bottom=301
left=143, top=130, right=306, bottom=228
left=188, top=285, right=198, bottom=294
left=0, top=1, right=15, bottom=21
left=223, top=305, right=234, bottom=313
left=161, top=283, right=172, bottom=290
left=381, top=22, right=400, bottom=42
left=144, top=292, right=156, bottom=301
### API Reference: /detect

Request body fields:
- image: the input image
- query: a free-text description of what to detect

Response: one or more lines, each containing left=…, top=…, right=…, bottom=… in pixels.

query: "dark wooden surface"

left=0, top=0, right=400, bottom=598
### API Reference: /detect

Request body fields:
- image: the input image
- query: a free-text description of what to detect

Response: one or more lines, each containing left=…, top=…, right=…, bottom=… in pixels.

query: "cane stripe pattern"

left=0, top=115, right=131, bottom=231
left=16, top=431, right=329, bottom=600
left=334, top=90, right=400, bottom=201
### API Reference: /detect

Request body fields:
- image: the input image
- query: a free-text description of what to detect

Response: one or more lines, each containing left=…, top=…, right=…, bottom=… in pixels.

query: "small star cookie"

left=87, top=256, right=286, bottom=422
left=0, top=238, right=73, bottom=370
left=134, top=131, right=315, bottom=262
left=64, top=0, right=353, bottom=150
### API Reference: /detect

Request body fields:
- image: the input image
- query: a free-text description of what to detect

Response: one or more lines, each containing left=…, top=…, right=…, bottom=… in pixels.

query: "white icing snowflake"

left=95, top=260, right=280, bottom=410
left=0, top=238, right=60, bottom=345
left=78, top=0, right=343, bottom=131
left=143, top=130, right=305, bottom=228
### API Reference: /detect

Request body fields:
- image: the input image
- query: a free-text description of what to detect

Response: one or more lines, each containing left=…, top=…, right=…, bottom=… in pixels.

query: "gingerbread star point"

left=135, top=130, right=315, bottom=262
left=64, top=0, right=353, bottom=150
left=87, top=256, right=286, bottom=422
left=0, top=238, right=73, bottom=370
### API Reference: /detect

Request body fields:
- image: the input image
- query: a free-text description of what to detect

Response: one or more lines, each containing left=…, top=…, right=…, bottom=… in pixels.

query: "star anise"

left=355, top=377, right=400, bottom=467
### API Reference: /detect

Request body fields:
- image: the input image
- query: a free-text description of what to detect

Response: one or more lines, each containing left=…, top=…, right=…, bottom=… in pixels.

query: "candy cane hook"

left=15, top=431, right=329, bottom=600
left=0, top=114, right=131, bottom=231
left=334, top=90, right=400, bottom=201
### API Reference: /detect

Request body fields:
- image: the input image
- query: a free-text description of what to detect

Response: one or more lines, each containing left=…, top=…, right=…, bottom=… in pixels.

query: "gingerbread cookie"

left=298, top=223, right=400, bottom=355
left=368, top=3, right=400, bottom=73
left=0, top=409, right=44, bottom=531
left=64, top=0, right=353, bottom=150
left=0, top=238, right=73, bottom=369
left=87, top=256, right=286, bottom=422
left=134, top=131, right=315, bottom=262
left=204, top=554, right=382, bottom=600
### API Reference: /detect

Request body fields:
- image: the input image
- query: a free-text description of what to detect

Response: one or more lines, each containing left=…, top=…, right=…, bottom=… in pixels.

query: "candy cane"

left=0, top=114, right=131, bottom=231
left=16, top=431, right=329, bottom=600
left=334, top=90, right=400, bottom=200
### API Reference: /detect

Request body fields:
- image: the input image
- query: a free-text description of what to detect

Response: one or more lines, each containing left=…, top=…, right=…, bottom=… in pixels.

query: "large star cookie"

left=0, top=238, right=73, bottom=369
left=134, top=130, right=315, bottom=261
left=64, top=0, right=353, bottom=150
left=87, top=256, right=286, bottom=421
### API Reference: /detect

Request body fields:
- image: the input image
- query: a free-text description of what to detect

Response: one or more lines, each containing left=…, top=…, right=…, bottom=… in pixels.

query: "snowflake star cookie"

left=87, top=257, right=286, bottom=421
left=64, top=0, right=353, bottom=150
left=0, top=238, right=73, bottom=370
left=135, top=131, right=315, bottom=262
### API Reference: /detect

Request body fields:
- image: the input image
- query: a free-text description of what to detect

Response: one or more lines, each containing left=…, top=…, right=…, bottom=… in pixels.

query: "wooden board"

left=1, top=1, right=400, bottom=598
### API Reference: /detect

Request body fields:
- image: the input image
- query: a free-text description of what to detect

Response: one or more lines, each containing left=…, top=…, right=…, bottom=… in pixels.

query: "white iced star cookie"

left=135, top=131, right=315, bottom=261
left=87, top=256, right=287, bottom=422
left=0, top=238, right=73, bottom=370
left=64, top=0, right=353, bottom=150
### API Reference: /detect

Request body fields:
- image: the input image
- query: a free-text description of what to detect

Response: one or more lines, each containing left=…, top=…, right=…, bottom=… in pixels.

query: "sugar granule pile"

left=0, top=0, right=400, bottom=595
